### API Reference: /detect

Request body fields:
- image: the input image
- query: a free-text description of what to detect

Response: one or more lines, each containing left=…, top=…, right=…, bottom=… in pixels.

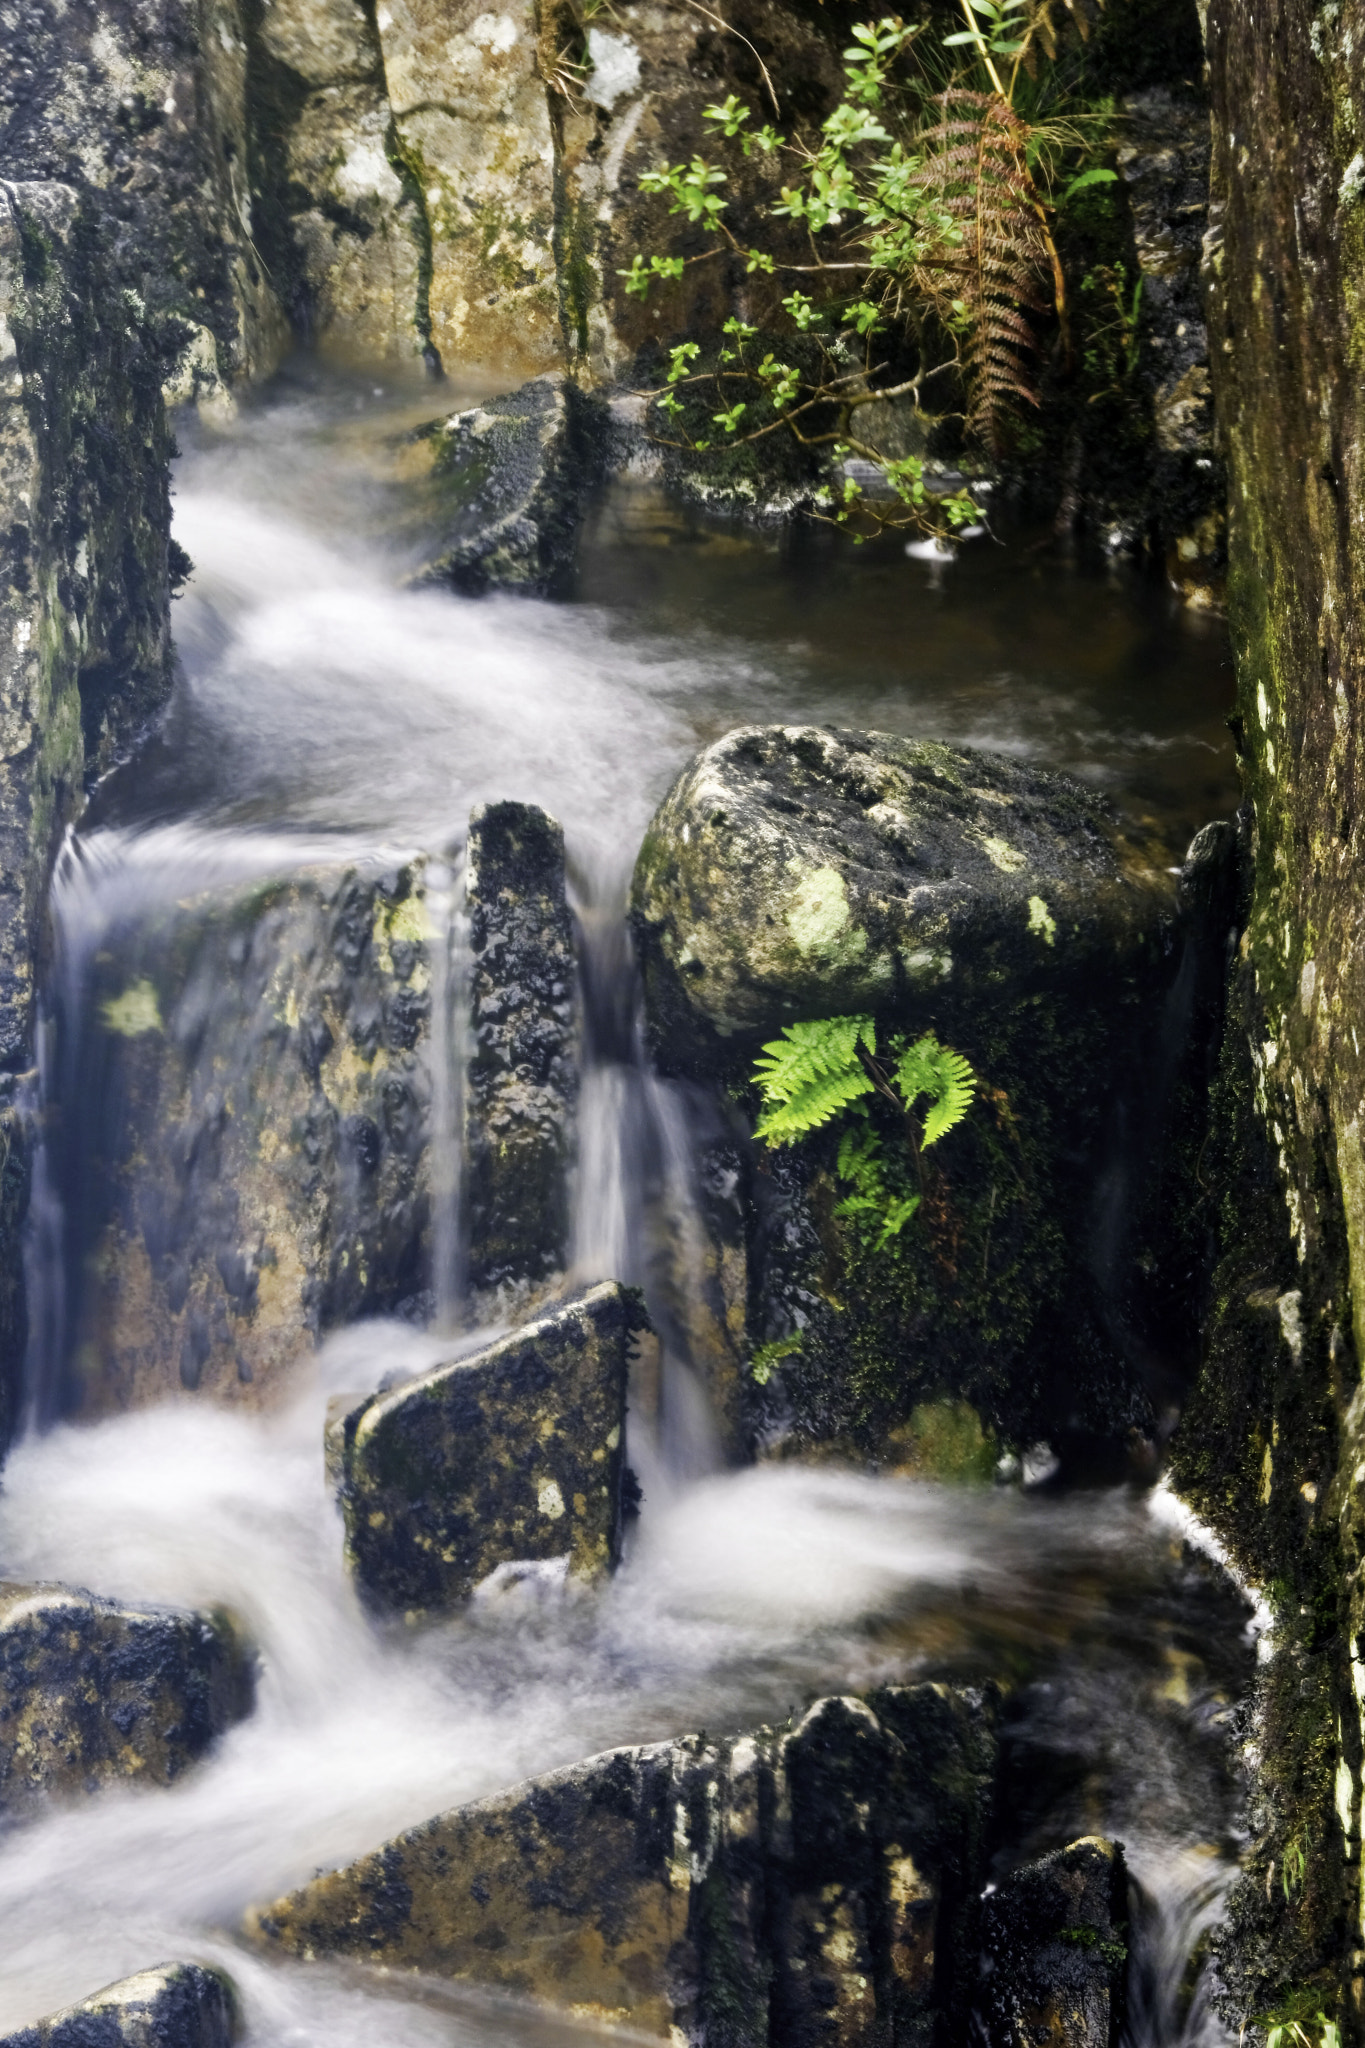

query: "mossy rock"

left=0, top=1582, right=253, bottom=1811
left=247, top=1682, right=997, bottom=2043
left=335, top=1282, right=645, bottom=1618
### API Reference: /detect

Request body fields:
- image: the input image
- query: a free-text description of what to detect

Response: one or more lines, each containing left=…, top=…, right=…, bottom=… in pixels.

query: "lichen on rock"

left=246, top=1681, right=997, bottom=2043
left=0, top=1582, right=253, bottom=1810
left=465, top=798, right=578, bottom=1307
left=334, top=1280, right=643, bottom=1617
left=406, top=375, right=608, bottom=595
left=628, top=725, right=1228, bottom=1463
left=67, top=859, right=433, bottom=1417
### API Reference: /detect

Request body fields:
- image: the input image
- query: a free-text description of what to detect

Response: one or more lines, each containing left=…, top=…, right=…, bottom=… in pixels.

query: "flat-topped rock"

left=247, top=1683, right=996, bottom=2042
left=631, top=724, right=1175, bottom=1068
left=0, top=1583, right=252, bottom=1809
left=0, top=1963, right=235, bottom=2048
left=335, top=1282, right=644, bottom=1618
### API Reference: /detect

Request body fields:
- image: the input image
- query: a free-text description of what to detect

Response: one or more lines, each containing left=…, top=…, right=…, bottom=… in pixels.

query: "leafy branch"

left=622, top=2, right=1117, bottom=526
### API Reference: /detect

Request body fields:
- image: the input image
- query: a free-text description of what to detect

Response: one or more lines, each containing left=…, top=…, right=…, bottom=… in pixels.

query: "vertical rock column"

left=464, top=801, right=578, bottom=1315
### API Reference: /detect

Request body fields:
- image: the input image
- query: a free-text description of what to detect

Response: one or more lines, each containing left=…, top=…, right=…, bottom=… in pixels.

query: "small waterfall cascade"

left=0, top=369, right=1252, bottom=2048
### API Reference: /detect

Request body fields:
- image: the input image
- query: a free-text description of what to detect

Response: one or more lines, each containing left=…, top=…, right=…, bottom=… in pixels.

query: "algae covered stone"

left=627, top=724, right=1229, bottom=1464
left=337, top=1282, right=644, bottom=1616
left=630, top=724, right=1174, bottom=1068
left=465, top=800, right=578, bottom=1307
left=247, top=1682, right=996, bottom=2043
left=410, top=378, right=607, bottom=596
left=977, top=1837, right=1129, bottom=2048
left=0, top=1963, right=236, bottom=2048
left=0, top=1582, right=253, bottom=1810
left=66, top=860, right=433, bottom=1418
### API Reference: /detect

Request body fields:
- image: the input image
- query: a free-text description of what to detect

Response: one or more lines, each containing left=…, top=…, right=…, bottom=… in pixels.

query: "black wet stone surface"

left=337, top=1282, right=643, bottom=1618
left=0, top=1582, right=253, bottom=1809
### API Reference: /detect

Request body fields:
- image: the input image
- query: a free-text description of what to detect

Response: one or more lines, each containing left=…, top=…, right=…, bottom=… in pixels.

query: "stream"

left=0, top=360, right=1252, bottom=2048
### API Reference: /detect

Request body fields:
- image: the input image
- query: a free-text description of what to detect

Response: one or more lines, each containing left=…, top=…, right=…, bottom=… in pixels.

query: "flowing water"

left=1, top=359, right=1249, bottom=2046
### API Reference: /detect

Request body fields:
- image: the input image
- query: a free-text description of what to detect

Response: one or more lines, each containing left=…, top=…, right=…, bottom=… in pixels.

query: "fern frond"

left=906, top=89, right=1051, bottom=449
left=752, top=1014, right=876, bottom=1145
left=891, top=1033, right=977, bottom=1149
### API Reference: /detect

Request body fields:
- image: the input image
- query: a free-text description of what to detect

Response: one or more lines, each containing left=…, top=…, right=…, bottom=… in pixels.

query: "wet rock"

left=1114, top=90, right=1224, bottom=606
left=66, top=861, right=432, bottom=1418
left=465, top=800, right=578, bottom=1302
left=0, top=1582, right=252, bottom=1809
left=630, top=725, right=1223, bottom=1462
left=0, top=1963, right=236, bottom=2048
left=247, top=1682, right=997, bottom=2042
left=0, top=1, right=285, bottom=388
left=410, top=378, right=609, bottom=597
left=631, top=724, right=1173, bottom=1063
left=977, top=1837, right=1129, bottom=2048
left=0, top=183, right=177, bottom=1070
left=1, top=180, right=181, bottom=1443
left=335, top=1282, right=643, bottom=1617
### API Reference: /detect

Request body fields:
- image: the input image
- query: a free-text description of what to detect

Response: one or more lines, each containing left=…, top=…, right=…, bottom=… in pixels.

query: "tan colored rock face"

left=72, top=862, right=433, bottom=1416
left=0, top=1583, right=252, bottom=1810
left=377, top=0, right=563, bottom=377
left=247, top=1685, right=997, bottom=2043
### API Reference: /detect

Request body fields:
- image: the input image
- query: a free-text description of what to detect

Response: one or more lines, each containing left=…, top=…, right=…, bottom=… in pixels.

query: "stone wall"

left=1160, top=0, right=1365, bottom=2028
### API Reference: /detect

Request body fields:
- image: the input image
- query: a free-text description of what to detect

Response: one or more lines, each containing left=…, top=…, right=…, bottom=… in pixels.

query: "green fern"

left=752, top=1015, right=876, bottom=1144
left=893, top=1036, right=977, bottom=1149
left=835, top=1122, right=921, bottom=1248
left=752, top=1015, right=976, bottom=1244
left=750, top=1332, right=805, bottom=1385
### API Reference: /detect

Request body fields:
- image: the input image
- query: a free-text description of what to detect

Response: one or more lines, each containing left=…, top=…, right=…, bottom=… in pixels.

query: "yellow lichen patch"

left=1027, top=895, right=1057, bottom=945
left=980, top=834, right=1028, bottom=874
left=101, top=980, right=163, bottom=1037
left=785, top=865, right=868, bottom=963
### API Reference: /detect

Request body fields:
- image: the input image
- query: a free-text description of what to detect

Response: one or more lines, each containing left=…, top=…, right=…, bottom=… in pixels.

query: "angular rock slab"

left=0, top=1963, right=235, bottom=2048
left=408, top=377, right=606, bottom=596
left=978, top=1837, right=1129, bottom=2048
left=0, top=1583, right=252, bottom=1809
left=465, top=800, right=578, bottom=1308
left=248, top=1685, right=996, bottom=2043
left=631, top=724, right=1174, bottom=1066
left=337, top=1283, right=643, bottom=1617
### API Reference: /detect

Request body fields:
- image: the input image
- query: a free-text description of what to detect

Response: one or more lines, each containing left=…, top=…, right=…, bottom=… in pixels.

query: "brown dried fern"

left=908, top=90, right=1055, bottom=453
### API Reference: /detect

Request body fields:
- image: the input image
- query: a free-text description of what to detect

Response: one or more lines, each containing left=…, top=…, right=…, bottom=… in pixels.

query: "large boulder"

left=0, top=1582, right=252, bottom=1809
left=64, top=861, right=433, bottom=1418
left=631, top=725, right=1174, bottom=1065
left=333, top=1282, right=643, bottom=1617
left=977, top=1838, right=1129, bottom=2048
left=464, top=800, right=578, bottom=1306
left=407, top=379, right=608, bottom=597
left=629, top=727, right=1234, bottom=1462
left=0, top=1963, right=236, bottom=2048
left=247, top=1683, right=996, bottom=2043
